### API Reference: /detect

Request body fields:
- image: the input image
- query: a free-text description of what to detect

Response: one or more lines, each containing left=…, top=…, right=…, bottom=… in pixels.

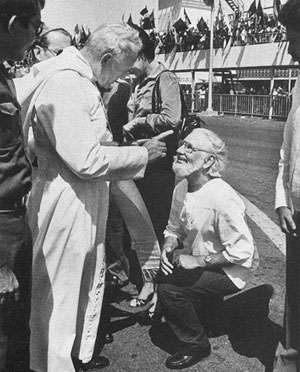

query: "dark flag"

left=256, top=0, right=264, bottom=22
left=203, top=0, right=213, bottom=6
left=273, top=0, right=281, bottom=20
left=173, top=18, right=188, bottom=32
left=215, top=1, right=225, bottom=30
left=248, top=0, right=256, bottom=17
left=140, top=6, right=149, bottom=17
left=184, top=8, right=191, bottom=25
left=142, top=10, right=155, bottom=30
left=127, top=14, right=134, bottom=27
left=197, top=17, right=208, bottom=33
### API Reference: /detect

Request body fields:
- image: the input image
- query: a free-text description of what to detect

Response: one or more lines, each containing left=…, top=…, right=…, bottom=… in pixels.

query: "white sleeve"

left=275, top=147, right=289, bottom=209
left=275, top=80, right=300, bottom=210
left=164, top=180, right=187, bottom=241
left=217, top=199, right=255, bottom=268
left=35, top=71, right=148, bottom=181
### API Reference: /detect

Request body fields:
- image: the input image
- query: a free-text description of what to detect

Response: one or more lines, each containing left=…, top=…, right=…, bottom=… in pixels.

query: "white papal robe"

left=24, top=47, right=148, bottom=372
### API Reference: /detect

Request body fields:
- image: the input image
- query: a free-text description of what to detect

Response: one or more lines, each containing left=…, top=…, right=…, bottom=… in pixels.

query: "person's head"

left=0, top=0, right=44, bottom=61
left=81, top=23, right=142, bottom=89
left=279, top=0, right=300, bottom=62
left=173, top=128, right=227, bottom=181
left=128, top=26, right=156, bottom=78
left=31, top=28, right=72, bottom=62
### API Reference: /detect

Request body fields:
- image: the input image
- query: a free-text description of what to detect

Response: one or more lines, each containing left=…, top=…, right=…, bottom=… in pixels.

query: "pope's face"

left=96, top=52, right=137, bottom=89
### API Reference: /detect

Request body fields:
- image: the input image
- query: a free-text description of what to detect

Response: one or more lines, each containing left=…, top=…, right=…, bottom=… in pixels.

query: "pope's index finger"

left=153, top=130, right=174, bottom=141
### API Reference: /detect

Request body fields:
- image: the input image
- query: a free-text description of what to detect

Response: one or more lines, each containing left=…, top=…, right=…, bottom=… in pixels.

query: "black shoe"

left=165, top=346, right=211, bottom=370
left=80, top=355, right=110, bottom=371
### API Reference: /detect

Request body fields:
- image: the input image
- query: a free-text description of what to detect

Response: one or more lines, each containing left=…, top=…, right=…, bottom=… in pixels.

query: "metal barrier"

left=185, top=93, right=292, bottom=120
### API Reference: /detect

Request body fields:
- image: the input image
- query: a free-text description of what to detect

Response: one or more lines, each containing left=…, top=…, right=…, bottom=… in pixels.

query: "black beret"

left=0, top=0, right=44, bottom=16
left=279, top=0, right=300, bottom=32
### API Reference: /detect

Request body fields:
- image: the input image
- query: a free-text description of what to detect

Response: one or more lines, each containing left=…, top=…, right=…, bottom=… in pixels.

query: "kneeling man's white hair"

left=192, top=128, right=227, bottom=177
left=83, top=23, right=142, bottom=61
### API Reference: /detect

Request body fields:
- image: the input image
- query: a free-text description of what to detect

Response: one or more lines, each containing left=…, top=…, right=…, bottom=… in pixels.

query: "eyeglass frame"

left=44, top=47, right=63, bottom=56
left=0, top=13, right=44, bottom=36
left=178, top=140, right=215, bottom=156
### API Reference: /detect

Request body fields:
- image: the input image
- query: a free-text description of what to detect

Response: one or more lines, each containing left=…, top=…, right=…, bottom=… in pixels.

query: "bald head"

left=44, top=29, right=72, bottom=51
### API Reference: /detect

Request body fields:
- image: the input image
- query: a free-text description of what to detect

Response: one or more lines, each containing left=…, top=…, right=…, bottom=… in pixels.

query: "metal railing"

left=185, top=93, right=292, bottom=120
left=233, top=31, right=286, bottom=46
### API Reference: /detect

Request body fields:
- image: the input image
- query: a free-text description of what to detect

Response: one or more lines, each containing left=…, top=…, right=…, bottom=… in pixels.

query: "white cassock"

left=21, top=47, right=148, bottom=372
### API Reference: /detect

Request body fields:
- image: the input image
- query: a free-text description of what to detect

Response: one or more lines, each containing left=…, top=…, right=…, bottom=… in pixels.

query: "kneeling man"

left=158, top=128, right=259, bottom=369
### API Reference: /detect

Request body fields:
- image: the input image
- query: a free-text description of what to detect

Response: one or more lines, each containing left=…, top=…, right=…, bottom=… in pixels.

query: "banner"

left=182, top=0, right=211, bottom=10
left=158, top=0, right=210, bottom=10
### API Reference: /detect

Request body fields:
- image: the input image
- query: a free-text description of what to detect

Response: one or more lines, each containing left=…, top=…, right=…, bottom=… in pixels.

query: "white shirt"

left=275, top=76, right=300, bottom=212
left=165, top=178, right=259, bottom=289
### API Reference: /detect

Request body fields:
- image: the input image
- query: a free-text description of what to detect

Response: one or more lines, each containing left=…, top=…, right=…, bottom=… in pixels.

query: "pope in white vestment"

left=23, top=46, right=151, bottom=372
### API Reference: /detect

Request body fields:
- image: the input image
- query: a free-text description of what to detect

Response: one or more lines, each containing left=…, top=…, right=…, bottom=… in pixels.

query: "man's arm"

left=145, top=71, right=182, bottom=134
left=175, top=252, right=232, bottom=271
left=160, top=181, right=187, bottom=275
left=276, top=149, right=297, bottom=235
left=124, top=72, right=182, bottom=136
left=35, top=71, right=166, bottom=181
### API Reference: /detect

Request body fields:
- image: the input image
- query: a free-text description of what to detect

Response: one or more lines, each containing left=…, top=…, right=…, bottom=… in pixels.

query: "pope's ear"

left=100, top=52, right=113, bottom=66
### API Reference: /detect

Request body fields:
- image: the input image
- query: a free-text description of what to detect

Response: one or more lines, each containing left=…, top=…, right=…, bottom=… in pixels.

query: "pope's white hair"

left=190, top=128, right=227, bottom=177
left=82, top=23, right=142, bottom=63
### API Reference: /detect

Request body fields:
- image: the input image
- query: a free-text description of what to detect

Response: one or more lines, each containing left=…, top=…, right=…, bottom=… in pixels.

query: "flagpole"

left=207, top=1, right=214, bottom=113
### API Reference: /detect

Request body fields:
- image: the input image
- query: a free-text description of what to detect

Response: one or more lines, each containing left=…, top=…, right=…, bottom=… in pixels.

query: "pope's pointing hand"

left=142, top=131, right=173, bottom=164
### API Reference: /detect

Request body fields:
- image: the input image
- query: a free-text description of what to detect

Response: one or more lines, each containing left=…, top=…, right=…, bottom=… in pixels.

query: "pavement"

left=95, top=116, right=286, bottom=372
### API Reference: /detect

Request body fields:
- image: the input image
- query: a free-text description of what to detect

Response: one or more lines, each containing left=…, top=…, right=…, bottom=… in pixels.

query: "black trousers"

left=157, top=267, right=239, bottom=354
left=135, top=169, right=175, bottom=246
left=0, top=209, right=32, bottom=372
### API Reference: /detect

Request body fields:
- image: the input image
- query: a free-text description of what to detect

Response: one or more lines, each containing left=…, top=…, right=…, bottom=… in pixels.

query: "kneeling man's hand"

left=277, top=206, right=297, bottom=236
left=161, top=249, right=174, bottom=275
left=176, top=254, right=205, bottom=270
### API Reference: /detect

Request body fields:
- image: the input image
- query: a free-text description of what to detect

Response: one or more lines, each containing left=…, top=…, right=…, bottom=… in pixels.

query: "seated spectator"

left=158, top=128, right=259, bottom=370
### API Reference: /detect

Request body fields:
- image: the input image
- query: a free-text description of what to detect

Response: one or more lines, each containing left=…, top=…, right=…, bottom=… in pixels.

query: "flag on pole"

left=248, top=0, right=256, bottom=17
left=215, top=1, right=225, bottom=30
left=184, top=8, right=191, bottom=25
left=140, top=6, right=149, bottom=17
left=142, top=10, right=155, bottom=30
left=127, top=14, right=134, bottom=27
left=197, top=17, right=208, bottom=33
left=173, top=18, right=188, bottom=32
left=256, top=0, right=265, bottom=24
left=273, top=0, right=281, bottom=20
left=203, top=0, right=213, bottom=6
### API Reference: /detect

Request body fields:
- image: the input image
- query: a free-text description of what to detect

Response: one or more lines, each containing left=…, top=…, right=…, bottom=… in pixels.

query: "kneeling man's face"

left=173, top=133, right=211, bottom=179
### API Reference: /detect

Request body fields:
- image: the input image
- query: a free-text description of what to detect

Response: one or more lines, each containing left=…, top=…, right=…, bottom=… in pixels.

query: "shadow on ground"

left=149, top=284, right=282, bottom=372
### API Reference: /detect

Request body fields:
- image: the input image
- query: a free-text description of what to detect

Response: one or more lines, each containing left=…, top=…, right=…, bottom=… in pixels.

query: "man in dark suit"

left=0, top=1, right=44, bottom=371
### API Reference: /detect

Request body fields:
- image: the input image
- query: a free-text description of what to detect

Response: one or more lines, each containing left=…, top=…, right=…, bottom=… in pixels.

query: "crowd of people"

left=154, top=12, right=286, bottom=54
left=0, top=0, right=300, bottom=372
